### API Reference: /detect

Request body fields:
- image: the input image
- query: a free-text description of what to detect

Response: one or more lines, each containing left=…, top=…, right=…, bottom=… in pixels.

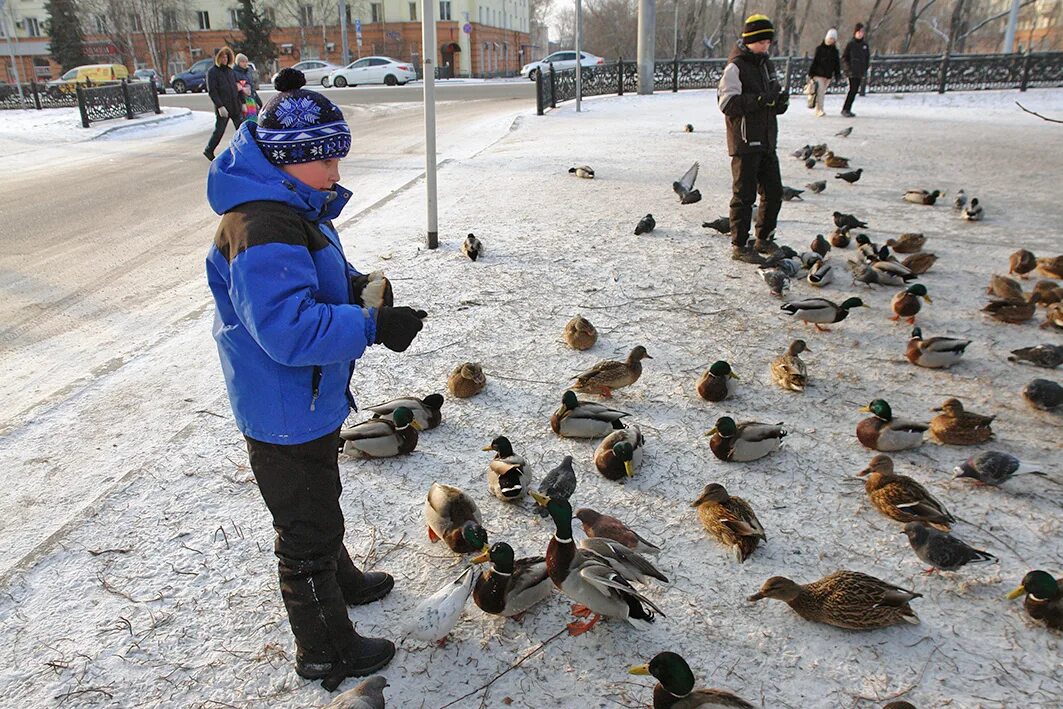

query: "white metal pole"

left=636, top=0, right=655, bottom=95
left=339, top=0, right=349, bottom=66
left=1, top=0, right=24, bottom=101
left=575, top=0, right=582, bottom=111
left=421, top=0, right=438, bottom=249
left=673, top=0, right=678, bottom=58
left=1002, top=0, right=1022, bottom=53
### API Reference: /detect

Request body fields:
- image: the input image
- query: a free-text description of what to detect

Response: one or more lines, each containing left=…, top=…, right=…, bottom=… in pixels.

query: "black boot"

left=731, top=237, right=766, bottom=264
left=336, top=546, right=394, bottom=606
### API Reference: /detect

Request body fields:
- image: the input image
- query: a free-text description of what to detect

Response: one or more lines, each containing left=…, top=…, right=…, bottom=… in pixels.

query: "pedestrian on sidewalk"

left=717, top=14, right=789, bottom=261
left=233, top=52, right=262, bottom=122
left=204, top=47, right=243, bottom=161
left=808, top=28, right=841, bottom=118
left=841, top=23, right=871, bottom=118
left=205, top=68, right=427, bottom=689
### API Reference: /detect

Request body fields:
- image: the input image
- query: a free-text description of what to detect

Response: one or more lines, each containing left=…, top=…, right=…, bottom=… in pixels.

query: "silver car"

left=272, top=60, right=343, bottom=87
left=521, top=51, right=604, bottom=80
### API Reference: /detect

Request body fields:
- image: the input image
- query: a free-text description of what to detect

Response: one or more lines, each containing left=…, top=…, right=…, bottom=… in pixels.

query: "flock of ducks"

left=322, top=126, right=1061, bottom=709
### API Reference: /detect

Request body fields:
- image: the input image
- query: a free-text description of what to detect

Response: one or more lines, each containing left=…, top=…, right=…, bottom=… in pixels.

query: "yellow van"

left=47, top=63, right=130, bottom=92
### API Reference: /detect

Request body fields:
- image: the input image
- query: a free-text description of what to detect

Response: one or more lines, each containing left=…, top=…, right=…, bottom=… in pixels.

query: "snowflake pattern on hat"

left=274, top=96, right=321, bottom=128
left=256, top=86, right=349, bottom=166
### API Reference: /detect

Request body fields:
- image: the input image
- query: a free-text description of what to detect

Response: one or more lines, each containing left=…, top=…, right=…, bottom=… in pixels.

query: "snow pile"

left=0, top=88, right=1060, bottom=708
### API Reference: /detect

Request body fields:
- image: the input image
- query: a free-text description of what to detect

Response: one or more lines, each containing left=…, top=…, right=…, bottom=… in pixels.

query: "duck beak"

left=857, top=467, right=871, bottom=477
left=803, top=345, right=812, bottom=353
left=923, top=295, right=933, bottom=303
left=747, top=591, right=765, bottom=602
left=730, top=371, right=740, bottom=380
left=623, top=460, right=635, bottom=478
left=858, top=405, right=871, bottom=413
left=411, top=421, right=424, bottom=431
left=481, top=444, right=493, bottom=451
left=471, top=548, right=491, bottom=564
left=628, top=664, right=651, bottom=676
left=530, top=491, right=550, bottom=506
left=705, top=426, right=719, bottom=436
left=1006, top=585, right=1026, bottom=600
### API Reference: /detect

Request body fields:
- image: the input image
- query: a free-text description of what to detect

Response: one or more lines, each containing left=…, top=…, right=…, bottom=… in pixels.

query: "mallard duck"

left=771, top=339, right=810, bottom=391
left=859, top=454, right=954, bottom=529
left=571, top=345, right=652, bottom=397
left=629, top=652, right=756, bottom=709
left=986, top=274, right=1026, bottom=302
left=405, top=566, right=476, bottom=645
left=1008, top=343, right=1063, bottom=369
left=807, top=259, right=834, bottom=287
left=906, top=327, right=970, bottom=369
left=748, top=570, right=921, bottom=629
left=857, top=400, right=927, bottom=451
left=954, top=451, right=1045, bottom=486
left=829, top=228, right=851, bottom=248
left=871, top=259, right=918, bottom=286
left=1043, top=302, right=1063, bottom=330
left=568, top=165, right=595, bottom=179
left=471, top=542, right=552, bottom=618
left=1009, top=248, right=1037, bottom=278
left=696, top=360, right=738, bottom=402
left=962, top=197, right=983, bottom=221
left=1037, top=255, right=1063, bottom=279
left=930, top=398, right=994, bottom=445
left=883, top=703, right=918, bottom=709
left=890, top=284, right=931, bottom=324
left=578, top=537, right=668, bottom=586
left=531, top=492, right=664, bottom=635
left=322, top=675, right=388, bottom=709
left=706, top=417, right=786, bottom=462
left=692, top=483, right=766, bottom=563
left=594, top=426, right=645, bottom=480
left=824, top=151, right=849, bottom=168
left=902, top=251, right=937, bottom=275
left=1023, top=378, right=1062, bottom=410
left=448, top=362, right=486, bottom=398
left=1006, top=570, right=1062, bottom=629
left=886, top=233, right=926, bottom=253
left=424, top=482, right=488, bottom=553
left=341, top=406, right=422, bottom=458
left=550, top=390, right=629, bottom=438
left=563, top=315, right=597, bottom=350
left=483, top=435, right=531, bottom=502
left=811, top=143, right=828, bottom=158
left=364, top=394, right=444, bottom=430
left=902, top=190, right=940, bottom=206
left=535, top=455, right=576, bottom=518
left=983, top=293, right=1040, bottom=323
left=781, top=297, right=867, bottom=332
left=1032, top=280, right=1063, bottom=306
left=574, top=507, right=660, bottom=555
left=902, top=522, right=995, bottom=573
left=461, top=233, right=483, bottom=261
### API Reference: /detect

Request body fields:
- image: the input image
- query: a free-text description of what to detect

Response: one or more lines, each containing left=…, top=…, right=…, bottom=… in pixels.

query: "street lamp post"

left=421, top=0, right=438, bottom=249
left=575, top=0, right=582, bottom=111
left=339, top=0, right=349, bottom=66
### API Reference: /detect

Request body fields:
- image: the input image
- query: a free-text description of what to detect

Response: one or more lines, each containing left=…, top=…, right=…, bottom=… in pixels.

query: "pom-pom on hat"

left=255, top=68, right=351, bottom=166
left=742, top=14, right=775, bottom=43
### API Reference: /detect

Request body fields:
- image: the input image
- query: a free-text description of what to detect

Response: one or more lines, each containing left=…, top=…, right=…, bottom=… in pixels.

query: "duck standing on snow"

left=906, top=327, right=970, bottom=368
left=902, top=522, right=995, bottom=573
left=986, top=274, right=1026, bottom=302
left=890, top=284, right=931, bottom=324
left=771, top=339, right=810, bottom=391
left=483, top=435, right=531, bottom=502
left=930, top=398, right=994, bottom=445
left=692, top=483, right=766, bottom=562
left=953, top=451, right=1045, bottom=486
left=424, top=482, right=488, bottom=553
left=574, top=508, right=661, bottom=555
left=447, top=362, right=486, bottom=398
left=859, top=454, right=955, bottom=529
left=594, top=426, right=645, bottom=480
left=563, top=315, right=598, bottom=350
left=471, top=541, right=552, bottom=619
left=405, top=566, right=477, bottom=645
left=1006, top=570, right=1062, bottom=630
left=629, top=652, right=756, bottom=709
left=696, top=360, right=738, bottom=402
left=550, top=390, right=629, bottom=438
left=886, top=233, right=926, bottom=253
left=364, top=394, right=443, bottom=430
left=824, top=151, right=850, bottom=168
left=341, top=406, right=422, bottom=458
left=781, top=296, right=867, bottom=332
left=962, top=197, right=983, bottom=221
left=461, top=233, right=483, bottom=261
left=902, top=252, right=937, bottom=274
left=706, top=416, right=786, bottom=462
left=857, top=399, right=927, bottom=451
left=748, top=570, right=921, bottom=629
left=572, top=346, right=651, bottom=398
left=569, top=165, right=595, bottom=179
left=1009, top=248, right=1037, bottom=278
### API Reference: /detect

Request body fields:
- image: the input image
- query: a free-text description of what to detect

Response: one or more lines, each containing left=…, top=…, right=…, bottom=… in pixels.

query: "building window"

left=229, top=8, right=240, bottom=28
left=196, top=11, right=210, bottom=30
left=95, top=15, right=106, bottom=33
left=162, top=10, right=178, bottom=31
left=26, top=17, right=42, bottom=37
left=478, top=6, right=482, bottom=24
left=129, top=14, right=142, bottom=31
left=265, top=7, right=276, bottom=22
left=409, top=2, right=416, bottom=20
left=370, top=3, right=382, bottom=23
left=439, top=1, right=451, bottom=21
left=299, top=5, right=313, bottom=26
left=345, top=5, right=352, bottom=23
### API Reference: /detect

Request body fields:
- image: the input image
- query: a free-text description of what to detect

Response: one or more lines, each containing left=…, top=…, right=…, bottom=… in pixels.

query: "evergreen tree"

left=44, top=0, right=88, bottom=71
left=229, top=0, right=277, bottom=67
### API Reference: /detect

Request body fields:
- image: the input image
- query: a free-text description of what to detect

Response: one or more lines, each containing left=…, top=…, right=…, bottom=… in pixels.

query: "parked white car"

left=327, top=57, right=417, bottom=87
left=272, top=60, right=342, bottom=87
left=521, top=51, right=604, bottom=80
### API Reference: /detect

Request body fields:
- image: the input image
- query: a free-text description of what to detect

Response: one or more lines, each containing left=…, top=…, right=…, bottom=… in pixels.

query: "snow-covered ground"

left=0, top=88, right=1061, bottom=708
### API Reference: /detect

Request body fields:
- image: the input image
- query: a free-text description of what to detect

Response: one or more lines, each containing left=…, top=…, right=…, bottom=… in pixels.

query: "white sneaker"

left=815, top=110, right=825, bottom=117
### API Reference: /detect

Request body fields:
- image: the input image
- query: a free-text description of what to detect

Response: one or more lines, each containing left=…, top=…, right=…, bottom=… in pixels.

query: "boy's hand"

left=352, top=271, right=393, bottom=309
left=375, top=307, right=426, bottom=352
left=218, top=106, right=228, bottom=118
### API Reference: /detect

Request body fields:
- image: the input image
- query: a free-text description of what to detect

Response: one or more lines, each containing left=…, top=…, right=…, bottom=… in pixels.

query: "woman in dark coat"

left=204, top=46, right=242, bottom=161
left=808, top=28, right=841, bottom=117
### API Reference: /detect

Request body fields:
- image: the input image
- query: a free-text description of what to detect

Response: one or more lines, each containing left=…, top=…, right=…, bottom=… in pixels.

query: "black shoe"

left=203, top=149, right=215, bottom=161
left=754, top=238, right=779, bottom=255
left=297, top=636, right=396, bottom=690
left=731, top=245, right=766, bottom=265
left=841, top=110, right=855, bottom=118
left=341, top=572, right=394, bottom=606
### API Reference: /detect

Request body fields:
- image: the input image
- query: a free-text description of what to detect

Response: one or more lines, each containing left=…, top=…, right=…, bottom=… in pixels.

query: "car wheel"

left=333, top=76, right=348, bottom=88
left=530, top=68, right=540, bottom=81
left=172, top=79, right=186, bottom=93
left=320, top=77, right=330, bottom=87
left=384, top=74, right=398, bottom=86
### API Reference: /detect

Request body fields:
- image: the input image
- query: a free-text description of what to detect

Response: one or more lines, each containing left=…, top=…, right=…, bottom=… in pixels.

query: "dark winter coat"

left=809, top=42, right=841, bottom=80
left=232, top=64, right=262, bottom=107
left=717, top=41, right=789, bottom=156
left=842, top=36, right=871, bottom=78
left=206, top=121, right=376, bottom=445
left=207, top=63, right=242, bottom=116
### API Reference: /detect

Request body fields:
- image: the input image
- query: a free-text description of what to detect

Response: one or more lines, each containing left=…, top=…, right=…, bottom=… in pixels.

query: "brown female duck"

left=748, top=570, right=921, bottom=629
left=859, top=454, right=955, bottom=530
left=929, top=398, right=995, bottom=445
left=691, top=483, right=766, bottom=562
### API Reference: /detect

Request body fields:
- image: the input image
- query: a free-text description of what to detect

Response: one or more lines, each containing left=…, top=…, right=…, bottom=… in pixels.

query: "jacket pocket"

left=310, top=365, right=322, bottom=411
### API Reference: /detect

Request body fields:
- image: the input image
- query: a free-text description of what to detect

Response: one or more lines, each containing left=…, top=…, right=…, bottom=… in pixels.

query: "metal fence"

left=536, top=51, right=1063, bottom=115
left=0, top=82, right=80, bottom=110
left=76, top=80, right=162, bottom=127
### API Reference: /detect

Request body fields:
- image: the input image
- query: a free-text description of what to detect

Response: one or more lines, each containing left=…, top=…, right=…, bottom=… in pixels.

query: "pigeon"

left=684, top=123, right=694, bottom=132
left=811, top=143, right=828, bottom=158
left=781, top=186, right=804, bottom=201
left=962, top=197, right=983, bottom=221
left=702, top=216, right=731, bottom=234
left=461, top=233, right=483, bottom=261
left=1023, top=378, right=1062, bottom=410
left=673, top=162, right=702, bottom=204
left=805, top=157, right=817, bottom=169
left=1009, top=344, right=1063, bottom=369
left=810, top=234, right=831, bottom=257
left=953, top=189, right=967, bottom=210
left=569, top=165, right=595, bottom=179
left=835, top=126, right=853, bottom=137
left=806, top=180, right=826, bottom=194
left=833, top=211, right=868, bottom=230
left=634, top=214, right=656, bottom=235
left=323, top=676, right=389, bottom=709
left=574, top=508, right=661, bottom=555
left=758, top=268, right=791, bottom=297
left=902, top=522, right=996, bottom=572
left=765, top=256, right=802, bottom=278
left=835, top=168, right=863, bottom=183
left=792, top=144, right=812, bottom=159
left=829, top=228, right=850, bottom=248
left=954, top=451, right=1046, bottom=486
left=535, top=455, right=576, bottom=518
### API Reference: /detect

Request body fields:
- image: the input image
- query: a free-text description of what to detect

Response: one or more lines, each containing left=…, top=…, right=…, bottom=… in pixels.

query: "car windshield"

left=61, top=69, right=78, bottom=80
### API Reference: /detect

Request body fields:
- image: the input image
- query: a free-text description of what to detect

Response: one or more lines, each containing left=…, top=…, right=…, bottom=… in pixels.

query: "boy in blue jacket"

left=205, top=68, right=425, bottom=689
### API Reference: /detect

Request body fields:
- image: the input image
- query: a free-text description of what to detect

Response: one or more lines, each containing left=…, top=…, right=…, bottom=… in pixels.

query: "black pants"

left=205, top=111, right=242, bottom=154
left=246, top=428, right=366, bottom=663
left=729, top=151, right=783, bottom=246
left=842, top=76, right=863, bottom=113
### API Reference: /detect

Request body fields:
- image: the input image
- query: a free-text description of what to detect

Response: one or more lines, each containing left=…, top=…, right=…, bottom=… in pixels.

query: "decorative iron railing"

left=536, top=51, right=1063, bottom=115
left=0, top=82, right=80, bottom=110
left=76, top=80, right=162, bottom=127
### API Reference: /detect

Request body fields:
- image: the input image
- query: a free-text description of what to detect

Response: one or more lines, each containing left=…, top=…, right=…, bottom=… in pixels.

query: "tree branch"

left=960, top=0, right=1037, bottom=40
left=1016, top=101, right=1063, bottom=124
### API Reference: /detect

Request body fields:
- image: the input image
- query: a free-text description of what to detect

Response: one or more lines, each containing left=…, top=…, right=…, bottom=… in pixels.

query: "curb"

left=86, top=107, right=194, bottom=140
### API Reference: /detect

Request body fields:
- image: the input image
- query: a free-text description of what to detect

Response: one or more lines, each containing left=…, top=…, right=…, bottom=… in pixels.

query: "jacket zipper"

left=310, top=365, right=322, bottom=411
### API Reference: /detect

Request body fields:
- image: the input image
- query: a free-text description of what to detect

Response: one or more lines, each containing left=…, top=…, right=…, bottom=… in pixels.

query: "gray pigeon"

left=781, top=186, right=804, bottom=201
left=805, top=157, right=817, bottom=169
left=805, top=180, right=826, bottom=194
left=954, top=451, right=1045, bottom=486
left=833, top=211, right=868, bottom=230
left=835, top=168, right=863, bottom=183
left=634, top=214, right=656, bottom=235
left=536, top=455, right=576, bottom=517
left=673, top=162, right=702, bottom=204
left=835, top=126, right=853, bottom=137
left=758, top=268, right=791, bottom=297
left=1009, top=344, right=1063, bottom=369
left=792, top=144, right=812, bottom=159
left=323, top=675, right=388, bottom=709
left=702, top=216, right=731, bottom=234
left=902, top=522, right=996, bottom=572
left=1023, top=378, right=1062, bottom=410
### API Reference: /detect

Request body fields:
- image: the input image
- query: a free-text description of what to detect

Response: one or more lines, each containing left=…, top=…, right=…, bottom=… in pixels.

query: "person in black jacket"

left=808, top=28, right=840, bottom=117
left=841, top=23, right=871, bottom=118
left=717, top=14, right=789, bottom=261
left=204, top=46, right=243, bottom=161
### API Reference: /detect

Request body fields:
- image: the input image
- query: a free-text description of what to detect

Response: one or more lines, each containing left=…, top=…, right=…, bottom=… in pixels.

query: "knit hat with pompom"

left=255, top=68, right=351, bottom=166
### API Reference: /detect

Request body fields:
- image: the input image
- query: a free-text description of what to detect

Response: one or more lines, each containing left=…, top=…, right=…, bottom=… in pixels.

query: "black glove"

left=375, top=306, right=426, bottom=352
left=768, top=80, right=782, bottom=95
left=777, top=89, right=790, bottom=106
left=351, top=271, right=394, bottom=309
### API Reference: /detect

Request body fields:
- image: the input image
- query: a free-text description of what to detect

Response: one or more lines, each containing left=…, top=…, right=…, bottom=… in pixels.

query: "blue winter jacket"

left=205, top=121, right=375, bottom=444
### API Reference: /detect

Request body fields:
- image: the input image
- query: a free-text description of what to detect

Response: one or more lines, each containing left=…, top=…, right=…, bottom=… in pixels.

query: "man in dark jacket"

left=717, top=14, right=789, bottom=261
left=841, top=23, right=870, bottom=118
left=808, top=28, right=841, bottom=117
left=204, top=46, right=243, bottom=161
left=206, top=68, right=426, bottom=690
